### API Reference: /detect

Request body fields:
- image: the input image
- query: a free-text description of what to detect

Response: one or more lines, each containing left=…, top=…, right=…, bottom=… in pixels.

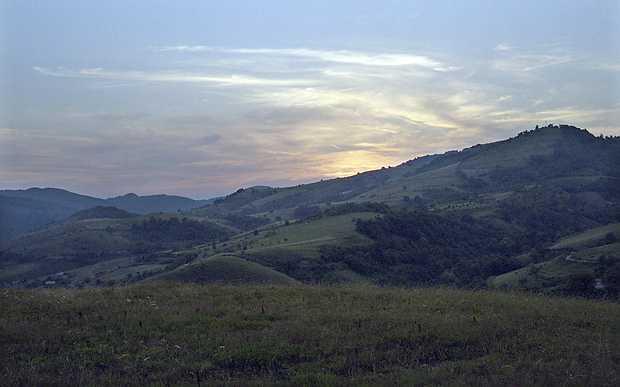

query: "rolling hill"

left=0, top=214, right=236, bottom=287
left=2, top=124, right=619, bottom=291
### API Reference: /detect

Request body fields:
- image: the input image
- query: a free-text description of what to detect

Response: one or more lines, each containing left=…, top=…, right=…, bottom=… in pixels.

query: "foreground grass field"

left=2, top=283, right=620, bottom=386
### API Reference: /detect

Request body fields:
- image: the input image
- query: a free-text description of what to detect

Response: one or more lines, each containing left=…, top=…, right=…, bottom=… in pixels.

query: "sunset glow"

left=1, top=1, right=618, bottom=198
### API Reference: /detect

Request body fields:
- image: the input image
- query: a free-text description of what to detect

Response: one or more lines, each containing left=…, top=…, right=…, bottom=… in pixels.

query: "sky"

left=1, top=1, right=619, bottom=199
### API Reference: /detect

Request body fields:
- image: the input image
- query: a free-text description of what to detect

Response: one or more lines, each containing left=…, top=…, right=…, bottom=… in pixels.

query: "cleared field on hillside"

left=551, top=223, right=620, bottom=250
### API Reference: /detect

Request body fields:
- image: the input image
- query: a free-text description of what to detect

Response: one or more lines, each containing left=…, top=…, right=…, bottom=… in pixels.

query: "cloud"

left=233, top=48, right=457, bottom=71
left=33, top=66, right=317, bottom=87
left=32, top=46, right=467, bottom=137
left=596, top=63, right=620, bottom=72
left=156, top=46, right=459, bottom=71
left=489, top=42, right=585, bottom=76
left=492, top=52, right=578, bottom=73
left=156, top=45, right=215, bottom=52
left=493, top=43, right=514, bottom=51
left=21, top=42, right=620, bottom=197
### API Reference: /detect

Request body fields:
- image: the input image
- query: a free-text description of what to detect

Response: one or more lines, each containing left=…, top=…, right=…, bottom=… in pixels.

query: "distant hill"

left=157, top=125, right=620, bottom=291
left=0, top=188, right=214, bottom=240
left=106, top=193, right=212, bottom=215
left=0, top=192, right=96, bottom=241
left=0, top=187, right=105, bottom=209
left=0, top=187, right=108, bottom=240
left=64, top=206, right=136, bottom=222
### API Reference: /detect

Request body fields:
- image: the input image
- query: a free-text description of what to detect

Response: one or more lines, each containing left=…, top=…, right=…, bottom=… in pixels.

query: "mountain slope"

left=189, top=125, right=620, bottom=220
left=0, top=194, right=83, bottom=241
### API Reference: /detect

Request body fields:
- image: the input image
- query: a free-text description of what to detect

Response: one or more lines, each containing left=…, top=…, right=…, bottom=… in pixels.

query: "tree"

left=565, top=273, right=595, bottom=297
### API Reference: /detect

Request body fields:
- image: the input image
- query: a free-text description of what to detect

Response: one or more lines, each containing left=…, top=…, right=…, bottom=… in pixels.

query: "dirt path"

left=274, top=237, right=335, bottom=248
left=565, top=254, right=595, bottom=264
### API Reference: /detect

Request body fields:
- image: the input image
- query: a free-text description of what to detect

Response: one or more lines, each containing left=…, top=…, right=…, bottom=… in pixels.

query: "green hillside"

left=550, top=223, right=620, bottom=250
left=0, top=214, right=236, bottom=287
left=491, top=223, right=620, bottom=295
left=154, top=254, right=299, bottom=285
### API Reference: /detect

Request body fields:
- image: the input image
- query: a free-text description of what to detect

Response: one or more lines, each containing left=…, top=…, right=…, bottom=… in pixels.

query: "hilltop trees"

left=131, top=216, right=234, bottom=250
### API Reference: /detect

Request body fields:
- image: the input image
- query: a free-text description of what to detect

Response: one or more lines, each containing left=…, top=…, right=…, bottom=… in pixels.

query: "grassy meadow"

left=2, top=283, right=620, bottom=386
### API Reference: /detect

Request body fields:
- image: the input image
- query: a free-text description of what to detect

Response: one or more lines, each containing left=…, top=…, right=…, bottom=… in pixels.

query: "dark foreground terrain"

left=2, top=283, right=619, bottom=386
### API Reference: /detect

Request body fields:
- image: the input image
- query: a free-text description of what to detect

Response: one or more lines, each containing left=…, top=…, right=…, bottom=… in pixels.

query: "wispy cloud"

left=489, top=42, right=585, bottom=74
left=156, top=46, right=459, bottom=71
left=22, top=41, right=620, bottom=197
left=33, top=66, right=316, bottom=87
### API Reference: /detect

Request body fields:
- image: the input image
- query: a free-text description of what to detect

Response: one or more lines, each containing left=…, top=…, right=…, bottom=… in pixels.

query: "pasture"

left=2, top=283, right=620, bottom=386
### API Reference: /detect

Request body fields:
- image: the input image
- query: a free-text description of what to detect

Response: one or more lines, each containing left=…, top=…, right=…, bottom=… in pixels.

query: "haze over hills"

left=1, top=125, right=619, bottom=292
